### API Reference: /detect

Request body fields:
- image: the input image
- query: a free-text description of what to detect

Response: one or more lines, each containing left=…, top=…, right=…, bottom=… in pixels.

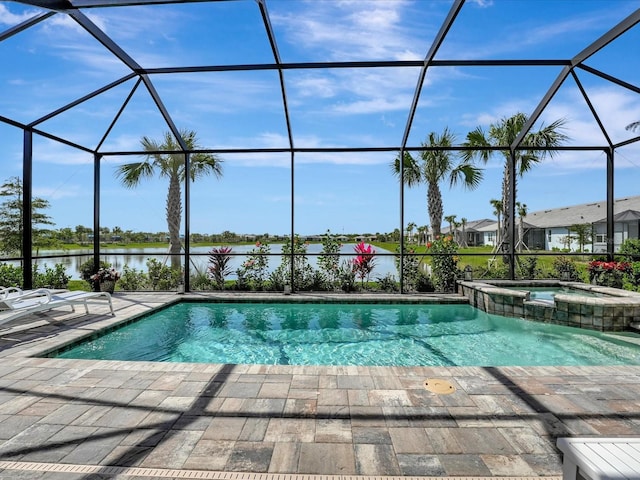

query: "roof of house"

left=439, top=196, right=640, bottom=235
left=594, top=209, right=640, bottom=224
left=526, top=196, right=640, bottom=228
left=441, top=218, right=494, bottom=234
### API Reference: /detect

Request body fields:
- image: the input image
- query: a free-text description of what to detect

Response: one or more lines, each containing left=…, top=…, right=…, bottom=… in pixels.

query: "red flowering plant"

left=353, top=242, right=376, bottom=287
left=587, top=260, right=631, bottom=288
left=427, top=235, right=459, bottom=292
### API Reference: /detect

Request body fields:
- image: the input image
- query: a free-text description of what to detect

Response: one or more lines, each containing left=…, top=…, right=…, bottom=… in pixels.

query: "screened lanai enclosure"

left=1, top=0, right=639, bottom=292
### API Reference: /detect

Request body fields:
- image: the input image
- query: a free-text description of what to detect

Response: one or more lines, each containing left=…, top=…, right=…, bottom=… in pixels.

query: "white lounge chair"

left=0, top=290, right=114, bottom=326
left=0, top=286, right=62, bottom=301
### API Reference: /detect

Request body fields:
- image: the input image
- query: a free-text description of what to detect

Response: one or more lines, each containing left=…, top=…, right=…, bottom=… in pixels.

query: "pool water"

left=54, top=302, right=640, bottom=367
left=511, top=286, right=602, bottom=302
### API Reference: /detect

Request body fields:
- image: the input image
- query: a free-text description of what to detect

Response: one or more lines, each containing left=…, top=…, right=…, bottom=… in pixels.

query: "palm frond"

left=391, top=152, right=422, bottom=187
left=461, top=127, right=491, bottom=163
left=626, top=121, right=640, bottom=132
left=114, top=161, right=155, bottom=188
left=449, top=163, right=484, bottom=190
left=189, top=153, right=224, bottom=181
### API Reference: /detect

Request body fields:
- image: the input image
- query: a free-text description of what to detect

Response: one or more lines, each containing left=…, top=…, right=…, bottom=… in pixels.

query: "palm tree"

left=489, top=198, right=502, bottom=250
left=116, top=129, right=223, bottom=270
left=463, top=113, right=567, bottom=257
left=460, top=217, right=468, bottom=248
left=417, top=225, right=427, bottom=244
left=421, top=225, right=429, bottom=243
left=393, top=128, right=483, bottom=238
left=406, top=222, right=416, bottom=243
left=444, top=214, right=457, bottom=242
left=516, top=202, right=528, bottom=252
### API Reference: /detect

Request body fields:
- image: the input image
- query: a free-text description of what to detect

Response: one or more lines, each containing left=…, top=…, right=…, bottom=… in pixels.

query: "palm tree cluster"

left=394, top=113, right=568, bottom=259
left=393, top=128, right=483, bottom=239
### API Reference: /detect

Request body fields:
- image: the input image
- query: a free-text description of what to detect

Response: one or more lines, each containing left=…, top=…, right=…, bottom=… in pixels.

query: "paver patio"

left=0, top=292, right=639, bottom=479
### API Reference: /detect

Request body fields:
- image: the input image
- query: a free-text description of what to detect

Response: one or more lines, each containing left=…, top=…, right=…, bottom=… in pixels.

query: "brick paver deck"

left=1, top=292, right=639, bottom=479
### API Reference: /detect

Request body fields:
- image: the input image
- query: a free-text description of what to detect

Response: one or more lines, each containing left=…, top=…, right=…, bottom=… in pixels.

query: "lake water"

left=29, top=244, right=401, bottom=281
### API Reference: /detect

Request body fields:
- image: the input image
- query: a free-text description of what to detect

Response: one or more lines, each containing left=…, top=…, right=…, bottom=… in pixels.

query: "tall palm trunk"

left=501, top=162, right=512, bottom=260
left=428, top=180, right=443, bottom=237
left=518, top=217, right=524, bottom=253
left=167, top=172, right=183, bottom=271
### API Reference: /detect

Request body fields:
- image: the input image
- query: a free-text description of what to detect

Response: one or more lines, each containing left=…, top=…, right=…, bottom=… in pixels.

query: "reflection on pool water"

left=53, top=302, right=640, bottom=367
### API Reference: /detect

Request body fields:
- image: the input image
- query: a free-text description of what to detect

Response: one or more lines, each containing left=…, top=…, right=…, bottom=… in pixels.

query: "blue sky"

left=0, top=0, right=639, bottom=237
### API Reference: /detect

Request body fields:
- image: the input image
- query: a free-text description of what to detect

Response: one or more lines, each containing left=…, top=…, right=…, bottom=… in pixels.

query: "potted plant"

left=79, top=258, right=112, bottom=292
left=90, top=267, right=121, bottom=294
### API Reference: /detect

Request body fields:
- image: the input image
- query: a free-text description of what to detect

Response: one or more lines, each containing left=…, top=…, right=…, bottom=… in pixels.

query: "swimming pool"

left=53, top=302, right=640, bottom=367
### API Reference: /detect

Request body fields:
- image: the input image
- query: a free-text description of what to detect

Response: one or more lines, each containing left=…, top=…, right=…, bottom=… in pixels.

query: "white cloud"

left=468, top=0, right=494, bottom=7
left=454, top=84, right=640, bottom=175
left=0, top=4, right=39, bottom=26
left=270, top=1, right=436, bottom=117
left=441, top=2, right=636, bottom=60
left=274, top=0, right=425, bottom=61
left=291, top=75, right=337, bottom=98
left=34, top=184, right=83, bottom=201
left=33, top=139, right=94, bottom=166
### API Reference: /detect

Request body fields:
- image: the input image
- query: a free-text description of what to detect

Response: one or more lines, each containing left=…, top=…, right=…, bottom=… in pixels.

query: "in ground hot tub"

left=458, top=279, right=640, bottom=332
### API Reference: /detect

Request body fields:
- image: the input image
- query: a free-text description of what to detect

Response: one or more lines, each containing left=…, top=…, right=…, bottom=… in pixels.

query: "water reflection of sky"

left=33, top=244, right=401, bottom=280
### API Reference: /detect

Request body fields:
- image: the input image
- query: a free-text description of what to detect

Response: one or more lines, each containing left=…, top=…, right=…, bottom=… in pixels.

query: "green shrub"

left=621, top=261, right=640, bottom=291
left=265, top=268, right=283, bottom=292
left=307, top=270, right=329, bottom=291
left=236, top=242, right=270, bottom=290
left=415, top=272, right=435, bottom=292
left=337, top=259, right=356, bottom=292
left=394, top=245, right=420, bottom=292
left=552, top=256, right=583, bottom=281
left=190, top=270, right=213, bottom=291
left=146, top=258, right=181, bottom=290
left=0, top=262, right=70, bottom=289
left=620, top=239, right=640, bottom=261
left=517, top=256, right=541, bottom=280
left=376, top=273, right=398, bottom=292
left=234, top=268, right=250, bottom=291
left=481, top=261, right=509, bottom=280
left=33, top=263, right=70, bottom=289
left=0, top=263, right=23, bottom=287
left=276, top=235, right=315, bottom=291
left=119, top=264, right=148, bottom=291
left=317, top=230, right=342, bottom=288
left=426, top=235, right=459, bottom=292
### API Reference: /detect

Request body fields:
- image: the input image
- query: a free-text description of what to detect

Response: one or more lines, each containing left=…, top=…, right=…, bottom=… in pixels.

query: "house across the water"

left=442, top=196, right=640, bottom=253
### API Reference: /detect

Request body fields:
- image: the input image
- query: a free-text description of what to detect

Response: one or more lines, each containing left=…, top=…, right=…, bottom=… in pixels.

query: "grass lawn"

left=372, top=242, right=592, bottom=279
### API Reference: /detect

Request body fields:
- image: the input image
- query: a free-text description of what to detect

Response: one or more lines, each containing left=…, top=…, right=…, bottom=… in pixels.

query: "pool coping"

left=1, top=292, right=639, bottom=479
